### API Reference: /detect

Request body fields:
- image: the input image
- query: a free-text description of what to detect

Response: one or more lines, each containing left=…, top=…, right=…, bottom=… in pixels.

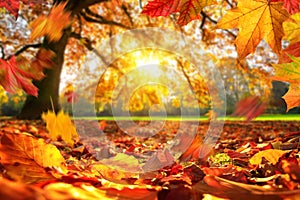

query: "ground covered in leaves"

left=1, top=119, right=300, bottom=200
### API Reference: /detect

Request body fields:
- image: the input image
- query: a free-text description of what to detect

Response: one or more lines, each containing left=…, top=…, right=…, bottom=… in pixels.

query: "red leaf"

left=141, top=0, right=180, bottom=17
left=232, top=96, right=265, bottom=122
left=0, top=56, right=38, bottom=96
left=280, top=42, right=300, bottom=63
left=0, top=0, right=19, bottom=18
left=271, top=0, right=300, bottom=14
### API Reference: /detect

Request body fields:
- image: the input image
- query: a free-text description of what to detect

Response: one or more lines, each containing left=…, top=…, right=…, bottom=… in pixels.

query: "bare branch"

left=6, top=43, right=42, bottom=60
left=80, top=8, right=130, bottom=29
left=71, top=0, right=109, bottom=13
left=121, top=4, right=134, bottom=27
left=0, top=43, right=5, bottom=59
left=70, top=32, right=94, bottom=51
left=200, top=11, right=236, bottom=39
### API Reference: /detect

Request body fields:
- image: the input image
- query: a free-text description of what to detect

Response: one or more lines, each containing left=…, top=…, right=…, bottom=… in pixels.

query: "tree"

left=1, top=0, right=299, bottom=119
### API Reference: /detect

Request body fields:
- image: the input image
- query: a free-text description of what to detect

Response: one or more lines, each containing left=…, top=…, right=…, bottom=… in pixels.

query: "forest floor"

left=1, top=119, right=300, bottom=200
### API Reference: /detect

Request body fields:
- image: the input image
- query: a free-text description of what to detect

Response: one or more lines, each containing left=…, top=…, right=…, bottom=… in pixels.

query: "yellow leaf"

left=0, top=133, right=65, bottom=183
left=216, top=0, right=289, bottom=59
left=283, top=12, right=300, bottom=44
left=42, top=110, right=79, bottom=147
left=249, top=149, right=287, bottom=165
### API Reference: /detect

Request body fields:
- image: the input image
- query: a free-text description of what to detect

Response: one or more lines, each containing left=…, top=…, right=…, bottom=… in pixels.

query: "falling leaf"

left=0, top=133, right=65, bottom=183
left=0, top=56, right=38, bottom=96
left=249, top=149, right=287, bottom=165
left=232, top=96, right=265, bottom=121
left=142, top=0, right=216, bottom=25
left=42, top=110, right=79, bottom=147
left=216, top=0, right=289, bottom=59
left=273, top=55, right=300, bottom=110
left=30, top=3, right=71, bottom=42
left=32, top=48, right=55, bottom=70
left=283, top=12, right=300, bottom=44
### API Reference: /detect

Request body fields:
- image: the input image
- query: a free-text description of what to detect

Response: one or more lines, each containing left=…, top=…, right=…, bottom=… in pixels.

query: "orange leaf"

left=30, top=3, right=71, bottom=42
left=0, top=133, right=65, bottom=183
left=216, top=0, right=289, bottom=59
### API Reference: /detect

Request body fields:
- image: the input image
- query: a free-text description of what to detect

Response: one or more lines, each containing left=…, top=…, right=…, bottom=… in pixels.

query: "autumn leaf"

left=283, top=12, right=300, bottom=44
left=272, top=55, right=300, bottom=111
left=232, top=96, right=265, bottom=121
left=216, top=0, right=289, bottom=59
left=0, top=133, right=65, bottom=183
left=42, top=110, right=79, bottom=147
left=249, top=149, right=287, bottom=165
left=0, top=0, right=45, bottom=18
left=280, top=42, right=300, bottom=63
left=142, top=0, right=216, bottom=25
left=0, top=56, right=38, bottom=96
left=271, top=0, right=300, bottom=14
left=0, top=0, right=20, bottom=18
left=30, top=3, right=71, bottom=42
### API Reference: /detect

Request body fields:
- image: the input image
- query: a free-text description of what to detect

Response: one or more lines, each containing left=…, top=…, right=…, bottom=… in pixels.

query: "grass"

left=75, top=114, right=300, bottom=121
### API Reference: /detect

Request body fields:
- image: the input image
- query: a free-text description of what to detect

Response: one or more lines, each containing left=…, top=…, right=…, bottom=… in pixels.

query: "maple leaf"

left=0, top=133, right=65, bottom=183
left=283, top=12, right=300, bottom=44
left=232, top=96, right=265, bottom=121
left=249, top=149, right=287, bottom=165
left=271, top=0, right=300, bottom=14
left=0, top=56, right=38, bottom=96
left=30, top=3, right=71, bottom=42
left=42, top=110, right=79, bottom=147
left=280, top=42, right=300, bottom=63
left=142, top=0, right=217, bottom=25
left=272, top=55, right=300, bottom=111
left=216, top=0, right=290, bottom=59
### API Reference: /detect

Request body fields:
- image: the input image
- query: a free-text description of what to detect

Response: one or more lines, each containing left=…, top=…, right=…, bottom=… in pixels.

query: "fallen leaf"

left=216, top=0, right=289, bottom=59
left=249, top=149, right=287, bottom=165
left=0, top=178, right=44, bottom=200
left=0, top=133, right=65, bottom=183
left=42, top=110, right=79, bottom=147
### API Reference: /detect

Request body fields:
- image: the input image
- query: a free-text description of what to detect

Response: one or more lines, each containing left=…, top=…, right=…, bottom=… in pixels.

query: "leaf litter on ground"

left=1, top=118, right=300, bottom=199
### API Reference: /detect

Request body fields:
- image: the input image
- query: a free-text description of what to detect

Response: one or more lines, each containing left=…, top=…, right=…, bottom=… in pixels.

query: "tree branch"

left=200, top=11, right=236, bottom=39
left=80, top=8, right=130, bottom=29
left=121, top=4, right=134, bottom=27
left=7, top=43, right=42, bottom=60
left=0, top=43, right=5, bottom=59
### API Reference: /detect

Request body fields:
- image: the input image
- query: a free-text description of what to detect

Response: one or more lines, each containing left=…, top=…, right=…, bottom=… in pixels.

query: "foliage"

left=42, top=110, right=79, bottom=147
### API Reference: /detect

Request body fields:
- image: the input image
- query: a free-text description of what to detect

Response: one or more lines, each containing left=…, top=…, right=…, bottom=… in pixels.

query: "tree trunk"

left=18, top=31, right=70, bottom=119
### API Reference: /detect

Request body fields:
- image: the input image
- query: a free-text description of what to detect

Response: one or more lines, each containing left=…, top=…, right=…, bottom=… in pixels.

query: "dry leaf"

left=42, top=110, right=79, bottom=147
left=0, top=133, right=65, bottom=183
left=249, top=149, right=287, bottom=165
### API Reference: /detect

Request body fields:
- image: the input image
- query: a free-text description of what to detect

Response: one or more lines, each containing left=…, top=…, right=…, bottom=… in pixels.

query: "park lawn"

left=76, top=114, right=300, bottom=121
